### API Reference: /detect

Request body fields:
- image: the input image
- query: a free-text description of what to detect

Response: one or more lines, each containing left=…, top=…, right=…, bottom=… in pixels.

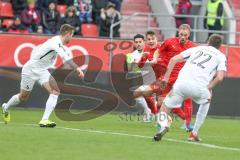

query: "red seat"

left=0, top=2, right=14, bottom=17
left=57, top=5, right=67, bottom=17
left=81, top=24, right=98, bottom=37
left=2, top=19, right=14, bottom=28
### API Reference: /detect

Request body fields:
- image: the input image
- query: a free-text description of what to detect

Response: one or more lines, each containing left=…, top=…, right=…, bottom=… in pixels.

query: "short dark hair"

left=145, top=30, right=156, bottom=37
left=208, top=34, right=223, bottom=49
left=60, top=24, right=75, bottom=35
left=106, top=2, right=116, bottom=9
left=133, top=34, right=144, bottom=41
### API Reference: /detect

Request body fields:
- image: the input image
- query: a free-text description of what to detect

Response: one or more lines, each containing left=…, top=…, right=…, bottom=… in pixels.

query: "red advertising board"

left=0, top=34, right=133, bottom=71
left=0, top=34, right=239, bottom=77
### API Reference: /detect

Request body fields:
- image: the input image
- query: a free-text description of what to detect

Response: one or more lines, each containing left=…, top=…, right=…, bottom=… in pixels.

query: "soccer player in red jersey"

left=135, top=24, right=196, bottom=130
left=138, top=31, right=167, bottom=114
left=155, top=24, right=196, bottom=130
left=137, top=31, right=161, bottom=115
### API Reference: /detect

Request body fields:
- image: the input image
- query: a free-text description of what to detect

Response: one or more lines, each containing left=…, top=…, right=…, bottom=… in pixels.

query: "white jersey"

left=129, top=50, right=143, bottom=63
left=177, top=46, right=227, bottom=87
left=131, top=50, right=156, bottom=84
left=24, top=36, right=72, bottom=72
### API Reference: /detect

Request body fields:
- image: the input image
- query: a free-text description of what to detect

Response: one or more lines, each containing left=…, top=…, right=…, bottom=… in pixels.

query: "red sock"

left=184, top=98, right=193, bottom=126
left=172, top=108, right=186, bottom=120
left=157, top=103, right=161, bottom=113
left=145, top=96, right=157, bottom=114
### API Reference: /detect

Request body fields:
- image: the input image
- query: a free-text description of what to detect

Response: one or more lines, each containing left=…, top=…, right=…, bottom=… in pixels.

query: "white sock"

left=41, top=94, right=58, bottom=121
left=192, top=102, right=210, bottom=135
left=135, top=97, right=151, bottom=114
left=4, top=94, right=21, bottom=112
left=157, top=112, right=169, bottom=132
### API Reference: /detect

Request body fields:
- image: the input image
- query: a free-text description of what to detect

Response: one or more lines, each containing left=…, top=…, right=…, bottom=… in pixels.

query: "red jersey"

left=158, top=37, right=196, bottom=83
left=138, top=44, right=160, bottom=67
left=138, top=44, right=164, bottom=78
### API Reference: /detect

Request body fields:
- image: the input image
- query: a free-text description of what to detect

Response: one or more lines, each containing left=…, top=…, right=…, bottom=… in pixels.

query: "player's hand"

left=142, top=52, right=149, bottom=58
left=76, top=67, right=84, bottom=78
left=159, top=80, right=168, bottom=90
left=207, top=88, right=212, bottom=103
left=157, top=77, right=168, bottom=90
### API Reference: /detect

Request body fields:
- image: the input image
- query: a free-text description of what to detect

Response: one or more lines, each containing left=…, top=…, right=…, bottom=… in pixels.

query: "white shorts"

left=20, top=66, right=51, bottom=91
left=163, top=81, right=211, bottom=108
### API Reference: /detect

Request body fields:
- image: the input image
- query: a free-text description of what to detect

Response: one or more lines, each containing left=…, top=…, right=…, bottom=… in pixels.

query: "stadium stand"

left=230, top=0, right=240, bottom=43
left=2, top=18, right=14, bottom=28
left=0, top=1, right=14, bottom=18
left=81, top=23, right=98, bottom=37
left=120, top=0, right=162, bottom=40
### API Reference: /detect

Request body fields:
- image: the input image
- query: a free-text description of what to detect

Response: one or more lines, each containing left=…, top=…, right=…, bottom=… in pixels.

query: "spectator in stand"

left=20, top=0, right=41, bottom=33
left=175, top=0, right=192, bottom=28
left=42, top=1, right=60, bottom=34
left=37, top=0, right=56, bottom=13
left=60, top=6, right=81, bottom=35
left=12, top=0, right=28, bottom=16
left=8, top=16, right=29, bottom=34
left=92, top=0, right=108, bottom=24
left=78, top=0, right=93, bottom=23
left=204, top=0, right=224, bottom=39
left=99, top=3, right=121, bottom=37
left=108, top=0, right=122, bottom=11
left=0, top=18, right=7, bottom=33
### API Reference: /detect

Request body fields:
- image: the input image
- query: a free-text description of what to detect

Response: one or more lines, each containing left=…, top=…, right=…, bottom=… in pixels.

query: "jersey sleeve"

left=180, top=47, right=194, bottom=61
left=138, top=47, right=149, bottom=68
left=217, top=54, right=227, bottom=71
left=55, top=43, right=72, bottom=62
left=158, top=39, right=169, bottom=53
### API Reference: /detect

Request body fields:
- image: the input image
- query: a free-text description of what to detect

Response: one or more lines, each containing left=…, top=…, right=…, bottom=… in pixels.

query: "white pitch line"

left=2, top=122, right=240, bottom=152
left=57, top=126, right=240, bottom=152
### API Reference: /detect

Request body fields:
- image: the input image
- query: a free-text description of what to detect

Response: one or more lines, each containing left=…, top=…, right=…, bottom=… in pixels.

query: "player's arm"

left=138, top=49, right=149, bottom=68
left=208, top=70, right=225, bottom=90
left=162, top=54, right=185, bottom=83
left=56, top=45, right=84, bottom=78
left=149, top=49, right=159, bottom=65
left=159, top=48, right=192, bottom=89
left=208, top=55, right=227, bottom=90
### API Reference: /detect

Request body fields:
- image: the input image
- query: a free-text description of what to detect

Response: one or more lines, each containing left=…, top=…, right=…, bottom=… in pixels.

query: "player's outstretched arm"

left=57, top=45, right=85, bottom=78
left=160, top=54, right=184, bottom=89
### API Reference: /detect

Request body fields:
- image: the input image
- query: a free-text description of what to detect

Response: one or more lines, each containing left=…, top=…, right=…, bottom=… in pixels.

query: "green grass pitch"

left=0, top=108, right=240, bottom=160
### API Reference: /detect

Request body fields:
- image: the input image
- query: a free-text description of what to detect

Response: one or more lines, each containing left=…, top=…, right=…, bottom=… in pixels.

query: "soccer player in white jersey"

left=126, top=34, right=152, bottom=122
left=153, top=34, right=226, bottom=142
left=2, top=24, right=84, bottom=127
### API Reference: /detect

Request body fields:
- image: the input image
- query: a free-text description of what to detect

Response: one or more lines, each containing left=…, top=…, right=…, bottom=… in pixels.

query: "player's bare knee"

left=19, top=93, right=29, bottom=102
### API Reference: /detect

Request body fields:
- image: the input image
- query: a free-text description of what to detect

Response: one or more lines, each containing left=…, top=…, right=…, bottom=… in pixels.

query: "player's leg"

left=183, top=98, right=193, bottom=131
left=145, top=96, right=157, bottom=115
left=160, top=82, right=187, bottom=123
left=153, top=89, right=184, bottom=141
left=135, top=97, right=151, bottom=122
left=133, top=85, right=154, bottom=98
left=39, top=73, right=60, bottom=128
left=2, top=74, right=34, bottom=124
left=188, top=102, right=210, bottom=142
left=187, top=85, right=211, bottom=142
left=133, top=85, right=159, bottom=121
left=157, top=96, right=164, bottom=111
